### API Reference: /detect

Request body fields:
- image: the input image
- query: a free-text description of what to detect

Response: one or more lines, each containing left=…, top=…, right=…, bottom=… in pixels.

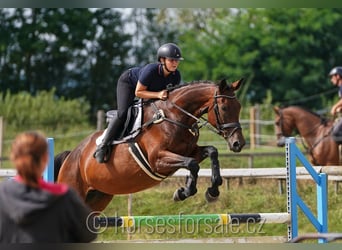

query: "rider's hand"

left=331, top=105, right=341, bottom=116
left=331, top=108, right=336, bottom=116
left=159, top=90, right=168, bottom=101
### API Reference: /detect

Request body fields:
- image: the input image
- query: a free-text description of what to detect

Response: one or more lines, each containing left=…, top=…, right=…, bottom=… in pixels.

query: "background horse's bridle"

left=275, top=109, right=285, bottom=139
left=276, top=108, right=331, bottom=165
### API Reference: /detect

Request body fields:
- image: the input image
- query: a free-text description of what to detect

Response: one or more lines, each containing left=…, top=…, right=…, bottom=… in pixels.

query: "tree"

left=125, top=8, right=180, bottom=65
left=3, top=8, right=342, bottom=116
left=0, top=8, right=132, bottom=118
left=172, top=9, right=342, bottom=109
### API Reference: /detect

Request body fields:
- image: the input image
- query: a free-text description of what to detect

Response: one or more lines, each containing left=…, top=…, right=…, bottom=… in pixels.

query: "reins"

left=142, top=89, right=241, bottom=139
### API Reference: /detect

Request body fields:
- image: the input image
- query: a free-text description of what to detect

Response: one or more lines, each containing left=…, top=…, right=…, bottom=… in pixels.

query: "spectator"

left=0, top=131, right=97, bottom=243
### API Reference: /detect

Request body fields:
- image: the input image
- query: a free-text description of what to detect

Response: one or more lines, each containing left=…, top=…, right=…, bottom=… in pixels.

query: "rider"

left=94, top=43, right=184, bottom=163
left=329, top=66, right=342, bottom=144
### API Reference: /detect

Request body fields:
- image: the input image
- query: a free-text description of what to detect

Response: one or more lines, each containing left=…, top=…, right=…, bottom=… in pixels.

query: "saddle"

left=96, top=99, right=143, bottom=146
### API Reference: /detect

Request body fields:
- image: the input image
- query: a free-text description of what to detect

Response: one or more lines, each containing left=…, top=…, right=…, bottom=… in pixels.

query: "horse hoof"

left=205, top=188, right=219, bottom=203
left=173, top=188, right=186, bottom=202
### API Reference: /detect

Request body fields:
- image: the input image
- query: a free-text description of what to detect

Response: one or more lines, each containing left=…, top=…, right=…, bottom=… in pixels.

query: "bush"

left=0, top=88, right=90, bottom=132
left=0, top=89, right=94, bottom=166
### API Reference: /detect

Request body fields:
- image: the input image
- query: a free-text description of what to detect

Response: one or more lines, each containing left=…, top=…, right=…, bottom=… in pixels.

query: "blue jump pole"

left=286, top=137, right=328, bottom=243
left=43, top=138, right=54, bottom=182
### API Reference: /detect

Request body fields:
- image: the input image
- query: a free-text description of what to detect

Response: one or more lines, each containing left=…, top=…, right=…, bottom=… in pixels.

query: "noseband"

left=213, top=92, right=242, bottom=138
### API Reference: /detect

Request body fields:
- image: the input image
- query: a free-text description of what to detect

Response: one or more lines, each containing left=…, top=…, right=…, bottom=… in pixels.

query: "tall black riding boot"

left=93, top=117, right=124, bottom=163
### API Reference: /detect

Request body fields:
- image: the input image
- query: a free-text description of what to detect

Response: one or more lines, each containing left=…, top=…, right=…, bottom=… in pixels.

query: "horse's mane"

left=141, top=81, right=217, bottom=105
left=167, top=80, right=216, bottom=92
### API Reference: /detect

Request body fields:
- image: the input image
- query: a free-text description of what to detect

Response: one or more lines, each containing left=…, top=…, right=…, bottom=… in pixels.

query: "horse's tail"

left=54, top=150, right=71, bottom=182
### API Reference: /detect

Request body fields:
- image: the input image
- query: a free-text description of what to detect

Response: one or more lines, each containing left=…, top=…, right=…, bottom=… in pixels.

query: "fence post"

left=286, top=137, right=328, bottom=243
left=43, top=138, right=54, bottom=182
left=255, top=104, right=260, bottom=146
left=97, top=110, right=105, bottom=131
left=127, top=194, right=133, bottom=240
left=286, top=137, right=295, bottom=241
left=249, top=107, right=256, bottom=149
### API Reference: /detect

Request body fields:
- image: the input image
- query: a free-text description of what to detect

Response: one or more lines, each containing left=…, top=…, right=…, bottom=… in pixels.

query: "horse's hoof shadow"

left=205, top=187, right=219, bottom=202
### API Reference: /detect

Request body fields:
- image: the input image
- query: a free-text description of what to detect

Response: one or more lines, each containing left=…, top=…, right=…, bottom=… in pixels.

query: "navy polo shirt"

left=129, top=63, right=181, bottom=91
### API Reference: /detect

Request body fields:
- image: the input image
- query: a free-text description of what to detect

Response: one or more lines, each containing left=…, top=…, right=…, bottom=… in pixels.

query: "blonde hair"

left=10, top=131, right=48, bottom=188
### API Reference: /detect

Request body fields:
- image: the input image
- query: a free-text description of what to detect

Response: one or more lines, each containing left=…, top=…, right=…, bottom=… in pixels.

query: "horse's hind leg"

left=54, top=150, right=71, bottom=182
left=86, top=190, right=114, bottom=211
left=202, top=146, right=222, bottom=202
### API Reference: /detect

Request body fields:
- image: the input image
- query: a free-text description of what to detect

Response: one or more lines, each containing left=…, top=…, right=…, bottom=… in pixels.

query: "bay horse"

left=55, top=79, right=246, bottom=211
left=273, top=105, right=339, bottom=166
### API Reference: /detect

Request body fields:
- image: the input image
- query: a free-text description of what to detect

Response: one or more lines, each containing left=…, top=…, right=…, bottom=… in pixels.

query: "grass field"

left=94, top=174, right=342, bottom=243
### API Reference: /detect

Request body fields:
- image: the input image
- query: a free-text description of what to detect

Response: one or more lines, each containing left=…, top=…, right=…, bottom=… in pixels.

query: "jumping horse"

left=274, top=105, right=339, bottom=166
left=55, top=79, right=246, bottom=211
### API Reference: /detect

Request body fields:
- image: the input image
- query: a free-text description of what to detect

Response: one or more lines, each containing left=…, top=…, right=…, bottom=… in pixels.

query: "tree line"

left=1, top=8, right=342, bottom=122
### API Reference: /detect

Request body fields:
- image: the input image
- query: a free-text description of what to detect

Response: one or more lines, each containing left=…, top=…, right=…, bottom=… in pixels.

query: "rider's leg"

left=332, top=118, right=342, bottom=144
left=94, top=117, right=124, bottom=163
left=94, top=69, right=135, bottom=163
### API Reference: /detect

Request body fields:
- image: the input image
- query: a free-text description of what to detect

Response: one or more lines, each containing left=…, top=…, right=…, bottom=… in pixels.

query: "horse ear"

left=274, top=106, right=280, bottom=114
left=230, top=78, right=244, bottom=91
left=218, top=79, right=228, bottom=92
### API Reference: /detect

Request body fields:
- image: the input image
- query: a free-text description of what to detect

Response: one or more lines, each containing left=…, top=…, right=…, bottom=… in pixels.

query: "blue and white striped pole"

left=286, top=137, right=328, bottom=243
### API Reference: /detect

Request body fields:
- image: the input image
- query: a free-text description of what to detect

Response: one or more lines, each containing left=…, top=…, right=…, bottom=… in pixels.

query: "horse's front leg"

left=173, top=159, right=200, bottom=202
left=155, top=151, right=199, bottom=201
left=199, top=145, right=223, bottom=202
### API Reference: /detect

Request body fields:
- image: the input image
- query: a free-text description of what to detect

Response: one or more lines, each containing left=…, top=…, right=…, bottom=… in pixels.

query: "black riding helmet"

left=329, top=66, right=342, bottom=76
left=157, top=43, right=184, bottom=62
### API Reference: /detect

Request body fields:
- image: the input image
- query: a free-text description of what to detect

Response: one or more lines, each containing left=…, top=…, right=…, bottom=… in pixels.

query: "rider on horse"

left=329, top=66, right=342, bottom=144
left=94, top=43, right=184, bottom=163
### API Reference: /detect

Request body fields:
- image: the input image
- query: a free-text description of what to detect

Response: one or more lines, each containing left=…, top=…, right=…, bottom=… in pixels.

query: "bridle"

left=276, top=108, right=326, bottom=141
left=275, top=109, right=285, bottom=139
left=213, top=92, right=242, bottom=139
left=275, top=108, right=330, bottom=165
left=145, top=90, right=242, bottom=139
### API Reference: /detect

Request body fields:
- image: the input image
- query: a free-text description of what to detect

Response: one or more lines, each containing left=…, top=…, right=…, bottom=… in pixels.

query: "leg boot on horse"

left=93, top=117, right=124, bottom=163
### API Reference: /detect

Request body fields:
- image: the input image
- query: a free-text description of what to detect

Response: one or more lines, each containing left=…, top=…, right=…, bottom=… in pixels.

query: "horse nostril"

left=233, top=141, right=241, bottom=149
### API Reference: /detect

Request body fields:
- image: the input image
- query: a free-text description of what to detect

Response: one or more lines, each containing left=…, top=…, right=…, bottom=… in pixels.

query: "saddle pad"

left=96, top=103, right=143, bottom=146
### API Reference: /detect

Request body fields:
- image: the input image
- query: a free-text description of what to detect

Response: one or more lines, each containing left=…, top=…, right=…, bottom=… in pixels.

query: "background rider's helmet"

left=329, top=66, right=342, bottom=77
left=157, top=43, right=184, bottom=62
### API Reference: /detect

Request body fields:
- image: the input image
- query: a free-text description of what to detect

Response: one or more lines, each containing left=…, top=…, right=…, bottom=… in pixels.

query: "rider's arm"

left=135, top=81, right=168, bottom=100
left=331, top=99, right=342, bottom=115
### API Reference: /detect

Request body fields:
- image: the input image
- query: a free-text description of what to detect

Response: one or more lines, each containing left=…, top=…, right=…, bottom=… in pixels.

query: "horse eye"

left=221, top=106, right=227, bottom=111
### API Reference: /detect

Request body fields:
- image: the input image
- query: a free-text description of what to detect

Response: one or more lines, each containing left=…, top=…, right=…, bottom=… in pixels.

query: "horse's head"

left=273, top=106, right=294, bottom=147
left=207, top=79, right=246, bottom=152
